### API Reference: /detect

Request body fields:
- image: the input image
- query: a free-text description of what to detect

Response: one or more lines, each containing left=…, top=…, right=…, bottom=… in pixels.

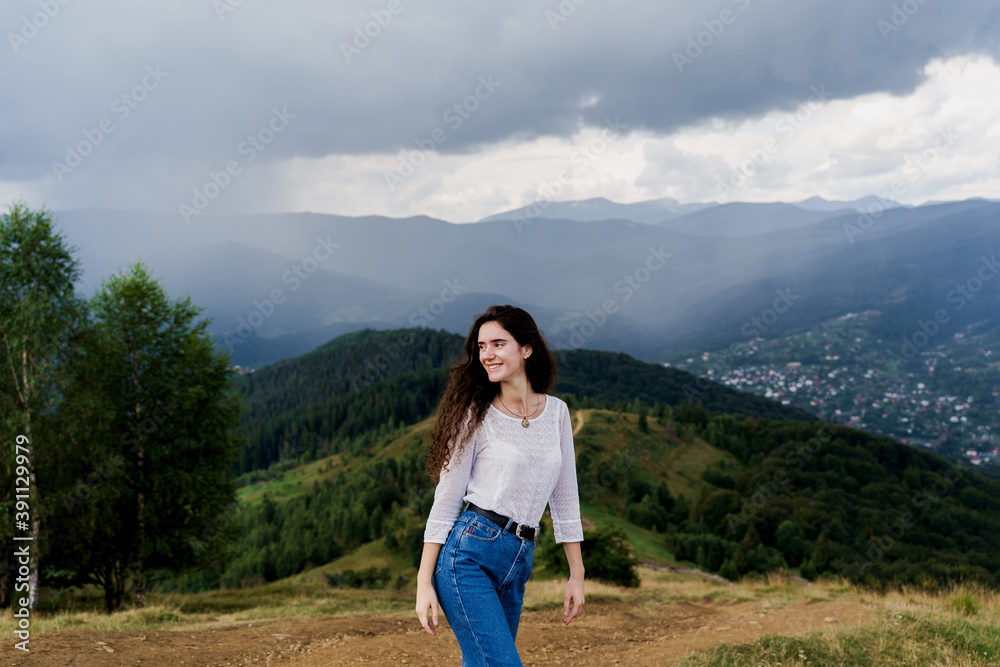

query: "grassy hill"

left=232, top=327, right=816, bottom=474
left=182, top=326, right=1000, bottom=600
left=230, top=407, right=716, bottom=570
left=163, top=399, right=1000, bottom=600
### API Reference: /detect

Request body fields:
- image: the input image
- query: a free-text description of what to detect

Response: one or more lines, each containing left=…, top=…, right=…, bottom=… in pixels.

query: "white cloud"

left=261, top=53, right=1000, bottom=221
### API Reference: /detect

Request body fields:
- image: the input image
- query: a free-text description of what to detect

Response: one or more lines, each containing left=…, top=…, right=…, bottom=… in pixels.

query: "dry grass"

left=7, top=566, right=998, bottom=667
left=674, top=581, right=1000, bottom=666
left=0, top=581, right=416, bottom=635
left=523, top=568, right=844, bottom=614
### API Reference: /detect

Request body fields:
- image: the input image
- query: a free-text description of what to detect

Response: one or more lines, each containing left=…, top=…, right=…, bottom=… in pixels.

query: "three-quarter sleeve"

left=422, top=424, right=478, bottom=544
left=548, top=402, right=584, bottom=543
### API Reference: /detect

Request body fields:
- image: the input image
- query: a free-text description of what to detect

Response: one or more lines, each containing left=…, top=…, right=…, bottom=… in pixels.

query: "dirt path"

left=4, top=594, right=873, bottom=666
left=573, top=408, right=588, bottom=436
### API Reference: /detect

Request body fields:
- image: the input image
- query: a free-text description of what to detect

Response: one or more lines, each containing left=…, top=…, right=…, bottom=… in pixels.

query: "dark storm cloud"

left=1, top=0, right=997, bottom=183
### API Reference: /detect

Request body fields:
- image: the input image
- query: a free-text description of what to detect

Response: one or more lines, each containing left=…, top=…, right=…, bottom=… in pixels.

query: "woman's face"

left=477, top=320, right=530, bottom=383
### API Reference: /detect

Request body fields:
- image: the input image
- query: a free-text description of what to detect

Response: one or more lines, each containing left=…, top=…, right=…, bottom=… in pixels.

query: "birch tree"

left=0, top=202, right=85, bottom=610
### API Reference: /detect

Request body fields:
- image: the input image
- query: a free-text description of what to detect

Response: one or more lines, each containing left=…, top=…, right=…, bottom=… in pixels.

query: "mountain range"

left=49, top=196, right=1000, bottom=370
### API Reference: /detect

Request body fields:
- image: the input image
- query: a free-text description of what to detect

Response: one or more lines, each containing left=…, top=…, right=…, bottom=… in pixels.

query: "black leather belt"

left=466, top=502, right=538, bottom=541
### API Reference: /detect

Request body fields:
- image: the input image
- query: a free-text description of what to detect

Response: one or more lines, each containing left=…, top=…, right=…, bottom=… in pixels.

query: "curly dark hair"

left=427, top=304, right=558, bottom=480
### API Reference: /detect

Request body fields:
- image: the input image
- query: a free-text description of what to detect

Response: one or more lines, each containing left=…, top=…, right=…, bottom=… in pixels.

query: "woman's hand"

left=561, top=541, right=585, bottom=625
left=415, top=580, right=440, bottom=636
left=415, top=542, right=443, bottom=636
left=563, top=575, right=585, bottom=625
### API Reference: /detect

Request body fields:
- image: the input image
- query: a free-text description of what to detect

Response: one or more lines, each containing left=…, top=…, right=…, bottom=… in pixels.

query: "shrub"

left=537, top=524, right=640, bottom=587
left=775, top=520, right=810, bottom=567
left=627, top=494, right=671, bottom=532
left=673, top=533, right=739, bottom=572
left=323, top=566, right=392, bottom=589
left=701, top=466, right=736, bottom=490
left=946, top=593, right=979, bottom=616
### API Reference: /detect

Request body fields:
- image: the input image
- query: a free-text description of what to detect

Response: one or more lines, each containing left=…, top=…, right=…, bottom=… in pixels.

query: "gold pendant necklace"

left=498, top=394, right=541, bottom=428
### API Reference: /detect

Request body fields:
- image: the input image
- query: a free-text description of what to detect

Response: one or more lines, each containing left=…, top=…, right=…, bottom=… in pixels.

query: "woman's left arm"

left=548, top=402, right=585, bottom=625
left=561, top=541, right=585, bottom=625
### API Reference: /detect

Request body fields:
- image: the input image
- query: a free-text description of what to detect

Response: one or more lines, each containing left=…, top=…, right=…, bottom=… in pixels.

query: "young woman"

left=415, top=304, right=585, bottom=665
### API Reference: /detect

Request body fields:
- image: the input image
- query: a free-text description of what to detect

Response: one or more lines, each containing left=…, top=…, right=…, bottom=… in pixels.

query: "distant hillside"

left=660, top=202, right=850, bottom=237
left=793, top=195, right=906, bottom=213
left=170, top=395, right=1000, bottom=595
left=479, top=196, right=713, bottom=224
left=235, top=328, right=460, bottom=426
left=51, top=200, right=1000, bottom=371
left=653, top=199, right=1000, bottom=360
left=479, top=195, right=901, bottom=225
left=232, top=328, right=816, bottom=473
left=666, top=309, right=1000, bottom=476
left=553, top=349, right=817, bottom=422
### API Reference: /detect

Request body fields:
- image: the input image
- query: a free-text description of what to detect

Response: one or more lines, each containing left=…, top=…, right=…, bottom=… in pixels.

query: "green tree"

left=0, top=202, right=86, bottom=610
left=77, top=261, right=243, bottom=611
left=655, top=481, right=675, bottom=513
left=638, top=403, right=649, bottom=433
left=670, top=493, right=690, bottom=524
left=369, top=506, right=384, bottom=540
left=628, top=493, right=671, bottom=532
left=775, top=520, right=809, bottom=567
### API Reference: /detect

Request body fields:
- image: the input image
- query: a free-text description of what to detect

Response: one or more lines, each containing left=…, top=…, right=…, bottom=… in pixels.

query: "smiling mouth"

left=486, top=363, right=502, bottom=371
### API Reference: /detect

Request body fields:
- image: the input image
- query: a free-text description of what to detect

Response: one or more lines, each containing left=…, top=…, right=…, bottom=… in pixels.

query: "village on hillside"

left=670, top=311, right=1000, bottom=471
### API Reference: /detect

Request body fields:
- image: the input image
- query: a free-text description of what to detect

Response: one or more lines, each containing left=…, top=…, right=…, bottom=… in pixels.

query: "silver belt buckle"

left=515, top=523, right=534, bottom=540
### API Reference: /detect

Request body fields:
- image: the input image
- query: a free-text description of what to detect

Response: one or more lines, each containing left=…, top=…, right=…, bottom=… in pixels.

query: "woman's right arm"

left=416, top=424, right=478, bottom=636
left=415, top=542, right=443, bottom=635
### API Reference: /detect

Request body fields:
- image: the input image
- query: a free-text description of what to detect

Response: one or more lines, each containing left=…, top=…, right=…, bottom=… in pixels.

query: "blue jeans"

left=433, top=509, right=536, bottom=666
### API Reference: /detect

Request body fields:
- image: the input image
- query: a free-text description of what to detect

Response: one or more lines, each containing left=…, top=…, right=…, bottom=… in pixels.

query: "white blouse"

left=423, top=394, right=584, bottom=544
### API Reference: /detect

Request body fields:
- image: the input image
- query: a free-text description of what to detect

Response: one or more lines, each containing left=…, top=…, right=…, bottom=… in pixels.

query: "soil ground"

left=4, top=593, right=873, bottom=666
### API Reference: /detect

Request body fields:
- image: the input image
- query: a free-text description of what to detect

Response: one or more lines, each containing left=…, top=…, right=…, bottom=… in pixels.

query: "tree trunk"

left=23, top=342, right=41, bottom=611
left=103, top=574, right=115, bottom=614
left=132, top=343, right=146, bottom=609
left=134, top=487, right=146, bottom=608
left=102, top=564, right=126, bottom=614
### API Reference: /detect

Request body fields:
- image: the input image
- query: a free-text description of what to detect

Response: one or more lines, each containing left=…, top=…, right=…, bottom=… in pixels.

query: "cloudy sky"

left=2, top=0, right=999, bottom=223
